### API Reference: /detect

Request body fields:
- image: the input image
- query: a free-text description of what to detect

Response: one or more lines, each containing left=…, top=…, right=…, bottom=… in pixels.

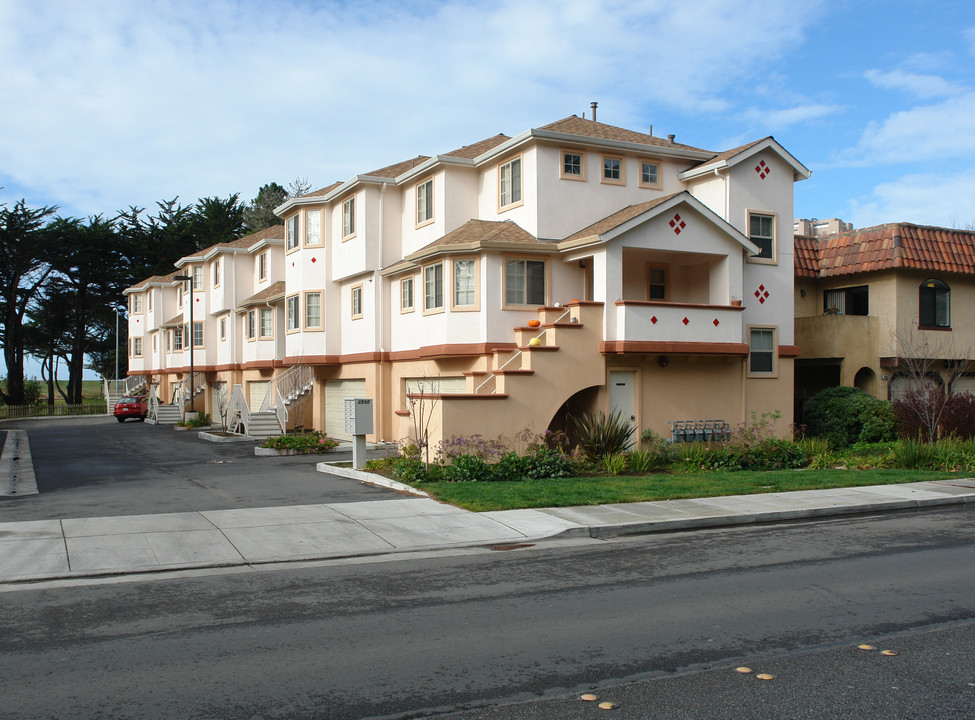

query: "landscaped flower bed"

left=259, top=431, right=339, bottom=454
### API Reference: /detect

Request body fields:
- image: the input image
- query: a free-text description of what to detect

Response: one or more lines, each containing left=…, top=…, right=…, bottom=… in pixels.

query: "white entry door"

left=609, top=370, right=635, bottom=423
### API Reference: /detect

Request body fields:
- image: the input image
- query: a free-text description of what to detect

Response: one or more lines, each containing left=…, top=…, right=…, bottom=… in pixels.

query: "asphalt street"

left=0, top=416, right=398, bottom=521
left=1, top=507, right=972, bottom=719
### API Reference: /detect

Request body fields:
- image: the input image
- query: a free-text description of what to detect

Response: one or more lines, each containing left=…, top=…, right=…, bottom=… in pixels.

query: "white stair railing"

left=475, top=308, right=572, bottom=394
left=227, top=384, right=250, bottom=435
left=148, top=386, right=160, bottom=423
left=259, top=366, right=315, bottom=413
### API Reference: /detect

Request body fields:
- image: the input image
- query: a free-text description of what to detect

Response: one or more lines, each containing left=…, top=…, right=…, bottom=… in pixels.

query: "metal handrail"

left=475, top=308, right=572, bottom=394
left=259, top=366, right=315, bottom=413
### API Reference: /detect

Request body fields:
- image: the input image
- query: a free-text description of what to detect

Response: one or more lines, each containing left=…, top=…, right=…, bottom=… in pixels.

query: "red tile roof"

left=795, top=223, right=975, bottom=278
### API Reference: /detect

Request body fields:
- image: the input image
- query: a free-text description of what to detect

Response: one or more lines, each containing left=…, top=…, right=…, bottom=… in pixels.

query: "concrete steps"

left=152, top=405, right=182, bottom=425
left=245, top=411, right=283, bottom=439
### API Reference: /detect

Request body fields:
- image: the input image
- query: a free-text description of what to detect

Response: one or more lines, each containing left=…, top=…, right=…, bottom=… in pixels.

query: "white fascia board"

left=173, top=254, right=204, bottom=268
left=397, top=155, right=474, bottom=184
left=245, top=238, right=283, bottom=254
left=202, top=245, right=249, bottom=262
left=678, top=137, right=812, bottom=182
left=471, top=130, right=534, bottom=164
left=331, top=268, right=376, bottom=284
left=530, top=129, right=715, bottom=161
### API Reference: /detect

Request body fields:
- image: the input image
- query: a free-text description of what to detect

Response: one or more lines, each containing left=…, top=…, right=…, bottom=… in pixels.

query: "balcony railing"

left=614, top=301, right=745, bottom=345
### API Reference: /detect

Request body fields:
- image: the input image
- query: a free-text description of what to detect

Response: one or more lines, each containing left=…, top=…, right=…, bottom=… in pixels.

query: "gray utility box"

left=344, top=398, right=374, bottom=436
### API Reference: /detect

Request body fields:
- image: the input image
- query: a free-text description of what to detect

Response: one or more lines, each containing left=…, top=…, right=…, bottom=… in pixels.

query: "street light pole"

left=115, top=308, right=119, bottom=392
left=173, top=273, right=194, bottom=414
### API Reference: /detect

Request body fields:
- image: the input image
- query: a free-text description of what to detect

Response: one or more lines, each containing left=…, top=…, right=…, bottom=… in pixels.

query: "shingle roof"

left=366, top=156, right=431, bottom=178
left=441, top=133, right=511, bottom=159
left=538, top=115, right=711, bottom=153
left=562, top=194, right=681, bottom=242
left=794, top=223, right=975, bottom=278
left=305, top=182, right=343, bottom=197
left=195, top=224, right=285, bottom=259
left=238, top=280, right=286, bottom=308
left=403, top=220, right=553, bottom=263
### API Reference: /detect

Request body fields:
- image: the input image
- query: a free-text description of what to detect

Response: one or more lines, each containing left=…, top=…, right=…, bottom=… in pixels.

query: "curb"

left=316, top=462, right=429, bottom=497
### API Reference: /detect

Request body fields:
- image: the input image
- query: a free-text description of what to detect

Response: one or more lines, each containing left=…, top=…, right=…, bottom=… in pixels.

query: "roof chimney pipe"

left=591, top=101, right=598, bottom=122
left=668, top=134, right=675, bottom=144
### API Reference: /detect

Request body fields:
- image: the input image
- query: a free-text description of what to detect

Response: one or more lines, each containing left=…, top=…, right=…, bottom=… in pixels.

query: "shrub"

left=260, top=431, right=339, bottom=453
left=805, top=387, right=896, bottom=449
left=442, top=454, right=492, bottom=482
left=602, top=453, right=627, bottom=475
left=573, top=409, right=634, bottom=459
left=494, top=452, right=530, bottom=482
left=436, top=434, right=507, bottom=464
left=178, top=413, right=212, bottom=429
left=627, top=449, right=660, bottom=474
left=896, top=391, right=975, bottom=441
left=391, top=456, right=427, bottom=482
left=891, top=437, right=939, bottom=469
left=522, top=447, right=574, bottom=479
left=740, top=439, right=808, bottom=471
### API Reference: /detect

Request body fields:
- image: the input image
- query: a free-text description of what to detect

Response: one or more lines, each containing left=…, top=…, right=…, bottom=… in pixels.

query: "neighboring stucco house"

left=794, top=222, right=975, bottom=419
left=125, top=114, right=809, bottom=446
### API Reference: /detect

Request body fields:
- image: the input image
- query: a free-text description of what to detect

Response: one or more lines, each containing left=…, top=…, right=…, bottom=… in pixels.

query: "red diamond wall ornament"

left=669, top=213, right=686, bottom=235
left=754, top=284, right=770, bottom=304
left=311, top=257, right=317, bottom=264
left=650, top=315, right=658, bottom=325
left=713, top=318, right=720, bottom=327
left=682, top=317, right=689, bottom=326
left=755, top=160, right=771, bottom=180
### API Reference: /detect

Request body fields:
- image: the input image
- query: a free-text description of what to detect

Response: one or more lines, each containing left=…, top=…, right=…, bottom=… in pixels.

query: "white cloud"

left=864, top=68, right=963, bottom=99
left=0, top=0, right=823, bottom=218
left=745, top=103, right=843, bottom=130
left=848, top=169, right=975, bottom=228
left=839, top=91, right=975, bottom=166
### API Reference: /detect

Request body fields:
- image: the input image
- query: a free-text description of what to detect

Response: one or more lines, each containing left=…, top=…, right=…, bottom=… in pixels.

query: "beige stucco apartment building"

left=794, top=223, right=975, bottom=418
left=124, top=115, right=809, bottom=446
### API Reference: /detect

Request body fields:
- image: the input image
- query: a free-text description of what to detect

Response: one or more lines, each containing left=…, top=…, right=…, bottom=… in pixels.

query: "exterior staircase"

left=151, top=404, right=182, bottom=425
left=245, top=411, right=285, bottom=439
left=417, top=302, right=606, bottom=446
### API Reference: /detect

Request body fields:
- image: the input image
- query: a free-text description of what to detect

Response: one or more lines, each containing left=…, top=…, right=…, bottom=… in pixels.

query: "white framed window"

left=259, top=307, right=273, bottom=338
left=561, top=149, right=585, bottom=180
left=247, top=310, right=256, bottom=340
left=219, top=317, right=226, bottom=341
left=452, top=258, right=477, bottom=309
left=639, top=159, right=661, bottom=189
left=192, top=265, right=203, bottom=290
left=192, top=321, right=204, bottom=348
left=602, top=154, right=625, bottom=185
left=351, top=285, right=363, bottom=319
left=166, top=330, right=172, bottom=352
left=305, top=209, right=321, bottom=246
left=342, top=196, right=356, bottom=239
left=401, top=276, right=414, bottom=313
left=172, top=327, right=183, bottom=351
left=287, top=295, right=300, bottom=331
left=286, top=214, right=299, bottom=251
left=304, top=291, right=323, bottom=329
left=499, top=156, right=522, bottom=210
left=131, top=294, right=143, bottom=313
left=416, top=179, right=433, bottom=226
left=212, top=258, right=221, bottom=287
left=258, top=251, right=268, bottom=282
left=748, top=212, right=775, bottom=261
left=423, top=262, right=444, bottom=313
left=748, top=327, right=776, bottom=376
left=505, top=258, right=546, bottom=306
left=147, top=290, right=153, bottom=312
left=131, top=336, right=142, bottom=357
left=177, top=284, right=184, bottom=307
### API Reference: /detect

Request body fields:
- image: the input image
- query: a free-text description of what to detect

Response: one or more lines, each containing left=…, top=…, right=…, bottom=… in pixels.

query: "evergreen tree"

left=242, top=183, right=287, bottom=233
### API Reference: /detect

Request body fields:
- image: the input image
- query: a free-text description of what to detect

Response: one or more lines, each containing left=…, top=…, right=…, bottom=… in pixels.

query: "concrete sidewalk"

left=2, top=475, right=974, bottom=585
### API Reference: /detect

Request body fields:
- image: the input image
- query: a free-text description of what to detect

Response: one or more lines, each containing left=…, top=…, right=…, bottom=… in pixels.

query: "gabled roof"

left=679, top=136, right=811, bottom=182
left=366, top=156, right=431, bottom=179
left=559, top=190, right=757, bottom=255
left=161, top=313, right=184, bottom=329
left=237, top=281, right=286, bottom=310
left=538, top=116, right=710, bottom=153
left=795, top=223, right=975, bottom=278
left=124, top=273, right=180, bottom=294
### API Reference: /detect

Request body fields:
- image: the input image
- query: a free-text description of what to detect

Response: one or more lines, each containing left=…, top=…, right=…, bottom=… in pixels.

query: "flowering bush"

left=260, top=431, right=339, bottom=453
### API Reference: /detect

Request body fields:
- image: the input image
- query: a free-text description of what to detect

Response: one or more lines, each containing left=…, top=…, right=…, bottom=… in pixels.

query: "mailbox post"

left=344, top=398, right=373, bottom=469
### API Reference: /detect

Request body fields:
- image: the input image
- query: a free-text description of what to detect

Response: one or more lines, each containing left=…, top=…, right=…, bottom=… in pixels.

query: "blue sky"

left=1, top=0, right=975, bottom=378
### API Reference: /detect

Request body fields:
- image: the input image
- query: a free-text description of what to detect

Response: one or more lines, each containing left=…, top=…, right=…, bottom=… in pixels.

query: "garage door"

left=326, top=379, right=367, bottom=440
left=405, top=376, right=467, bottom=395
left=248, top=380, right=271, bottom=411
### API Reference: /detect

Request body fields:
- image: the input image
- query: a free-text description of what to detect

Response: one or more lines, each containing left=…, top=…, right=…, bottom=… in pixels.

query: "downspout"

left=377, top=181, right=388, bottom=442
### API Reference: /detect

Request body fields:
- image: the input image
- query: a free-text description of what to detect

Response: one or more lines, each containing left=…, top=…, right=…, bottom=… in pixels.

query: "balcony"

left=607, top=300, right=747, bottom=353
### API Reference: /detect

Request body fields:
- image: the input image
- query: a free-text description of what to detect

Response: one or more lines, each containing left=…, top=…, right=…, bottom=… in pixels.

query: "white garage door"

left=248, top=380, right=271, bottom=411
left=326, top=379, right=367, bottom=440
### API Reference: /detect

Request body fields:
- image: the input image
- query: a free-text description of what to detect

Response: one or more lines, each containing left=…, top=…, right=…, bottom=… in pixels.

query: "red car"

left=113, top=396, right=148, bottom=422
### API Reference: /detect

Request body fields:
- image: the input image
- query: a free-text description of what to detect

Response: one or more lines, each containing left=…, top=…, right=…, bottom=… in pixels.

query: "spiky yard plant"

left=572, top=409, right=634, bottom=459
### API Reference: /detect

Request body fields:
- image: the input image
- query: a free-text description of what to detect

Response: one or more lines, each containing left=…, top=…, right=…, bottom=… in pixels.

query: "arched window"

left=919, top=279, right=950, bottom=328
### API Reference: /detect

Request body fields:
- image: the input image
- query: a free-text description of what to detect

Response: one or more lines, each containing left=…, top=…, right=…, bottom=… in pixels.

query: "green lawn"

left=411, top=468, right=962, bottom=512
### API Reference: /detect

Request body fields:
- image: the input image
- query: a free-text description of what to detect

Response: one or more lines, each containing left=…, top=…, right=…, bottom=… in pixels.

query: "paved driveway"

left=0, top=417, right=397, bottom=522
